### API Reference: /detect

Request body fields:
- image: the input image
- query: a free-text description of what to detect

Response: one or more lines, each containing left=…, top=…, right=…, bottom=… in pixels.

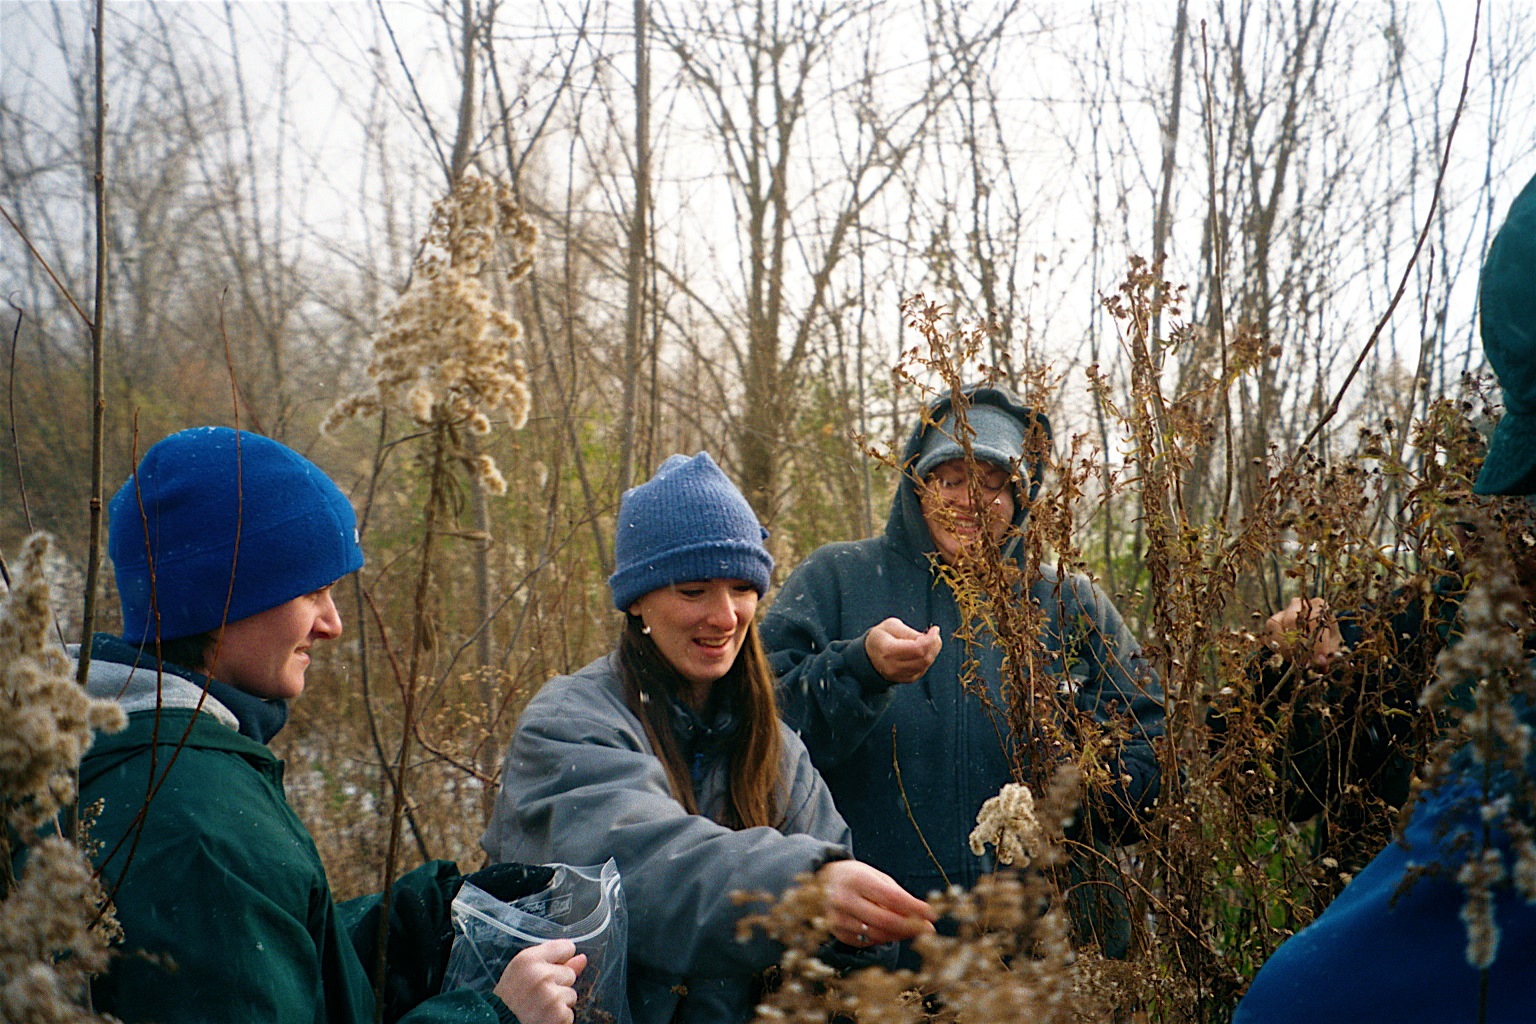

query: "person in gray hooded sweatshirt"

left=761, top=385, right=1165, bottom=958
left=482, top=452, right=934, bottom=1024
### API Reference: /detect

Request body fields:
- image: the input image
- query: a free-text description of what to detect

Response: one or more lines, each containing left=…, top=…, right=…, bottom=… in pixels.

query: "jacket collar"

left=86, top=633, right=290, bottom=744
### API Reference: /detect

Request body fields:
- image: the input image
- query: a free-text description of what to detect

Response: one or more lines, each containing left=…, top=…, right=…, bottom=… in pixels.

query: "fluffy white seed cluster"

left=0, top=534, right=126, bottom=835
left=0, top=836, right=122, bottom=1023
left=1457, top=848, right=1505, bottom=970
left=0, top=534, right=126, bottom=1023
left=324, top=175, right=537, bottom=495
left=1510, top=820, right=1536, bottom=903
left=969, top=782, right=1047, bottom=868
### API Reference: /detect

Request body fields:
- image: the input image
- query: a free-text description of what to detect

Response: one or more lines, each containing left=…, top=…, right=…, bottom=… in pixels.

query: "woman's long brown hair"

left=618, top=614, right=784, bottom=830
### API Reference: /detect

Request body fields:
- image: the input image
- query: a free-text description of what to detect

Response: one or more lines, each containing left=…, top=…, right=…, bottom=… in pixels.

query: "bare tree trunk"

left=618, top=0, right=651, bottom=496
left=375, top=1, right=480, bottom=1011
left=76, top=0, right=108, bottom=688
left=655, top=0, right=1015, bottom=521
left=1150, top=0, right=1189, bottom=340
left=444, top=0, right=497, bottom=681
left=449, top=0, right=476, bottom=182
left=1236, top=0, right=1328, bottom=513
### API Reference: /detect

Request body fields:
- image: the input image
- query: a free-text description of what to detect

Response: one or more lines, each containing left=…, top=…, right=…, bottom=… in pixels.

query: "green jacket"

left=80, top=637, right=510, bottom=1024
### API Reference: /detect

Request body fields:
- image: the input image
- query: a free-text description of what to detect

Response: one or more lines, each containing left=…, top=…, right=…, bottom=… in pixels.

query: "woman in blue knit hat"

left=482, top=452, right=935, bottom=1024
left=82, top=426, right=581, bottom=1024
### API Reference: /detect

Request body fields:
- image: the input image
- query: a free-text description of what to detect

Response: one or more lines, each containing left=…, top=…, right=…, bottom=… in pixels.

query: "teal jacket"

left=80, top=636, right=512, bottom=1024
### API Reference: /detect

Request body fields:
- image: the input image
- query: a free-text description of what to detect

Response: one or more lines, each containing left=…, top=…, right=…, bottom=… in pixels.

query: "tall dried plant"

left=733, top=279, right=1531, bottom=1022
left=743, top=765, right=1089, bottom=1024
left=323, top=172, right=536, bottom=1011
left=0, top=534, right=125, bottom=1023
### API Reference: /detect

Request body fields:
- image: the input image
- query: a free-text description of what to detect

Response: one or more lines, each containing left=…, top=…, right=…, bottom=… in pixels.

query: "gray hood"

left=74, top=646, right=240, bottom=731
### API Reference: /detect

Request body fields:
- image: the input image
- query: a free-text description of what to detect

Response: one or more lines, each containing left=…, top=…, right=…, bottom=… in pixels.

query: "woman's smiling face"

left=629, top=579, right=759, bottom=700
left=206, top=585, right=343, bottom=700
left=919, top=457, right=1017, bottom=565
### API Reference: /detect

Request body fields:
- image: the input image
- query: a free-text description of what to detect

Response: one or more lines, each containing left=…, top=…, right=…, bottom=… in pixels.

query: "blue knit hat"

left=109, top=427, right=364, bottom=643
left=1474, top=172, right=1536, bottom=496
left=608, top=452, right=774, bottom=612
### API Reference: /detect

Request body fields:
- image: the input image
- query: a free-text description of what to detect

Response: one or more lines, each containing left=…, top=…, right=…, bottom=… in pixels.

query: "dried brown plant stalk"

left=742, top=766, right=1091, bottom=1024
left=323, top=173, right=537, bottom=1011
left=896, top=300, right=1152, bottom=973
left=324, top=173, right=538, bottom=494
left=773, top=273, right=1522, bottom=1023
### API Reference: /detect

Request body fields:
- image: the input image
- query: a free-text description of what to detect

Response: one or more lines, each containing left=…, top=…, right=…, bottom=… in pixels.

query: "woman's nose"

left=703, top=589, right=738, bottom=628
left=315, top=592, right=344, bottom=639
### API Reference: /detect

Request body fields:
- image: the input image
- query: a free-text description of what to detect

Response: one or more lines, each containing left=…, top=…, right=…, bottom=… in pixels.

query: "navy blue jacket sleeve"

left=762, top=546, right=902, bottom=770
left=1051, top=573, right=1165, bottom=841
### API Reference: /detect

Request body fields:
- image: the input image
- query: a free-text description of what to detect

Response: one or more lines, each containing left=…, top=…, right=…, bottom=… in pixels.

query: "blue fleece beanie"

left=608, top=452, right=774, bottom=612
left=109, top=427, right=364, bottom=643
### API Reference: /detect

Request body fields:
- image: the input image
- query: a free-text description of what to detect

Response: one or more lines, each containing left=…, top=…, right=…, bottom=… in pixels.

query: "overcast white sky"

left=4, top=0, right=1534, bottom=437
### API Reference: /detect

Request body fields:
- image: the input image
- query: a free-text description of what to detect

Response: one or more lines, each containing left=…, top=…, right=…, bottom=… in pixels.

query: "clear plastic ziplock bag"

left=444, top=859, right=632, bottom=1024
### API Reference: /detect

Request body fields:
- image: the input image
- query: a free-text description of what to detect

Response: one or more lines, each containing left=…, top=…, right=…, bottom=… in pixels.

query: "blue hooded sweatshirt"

left=761, top=386, right=1165, bottom=953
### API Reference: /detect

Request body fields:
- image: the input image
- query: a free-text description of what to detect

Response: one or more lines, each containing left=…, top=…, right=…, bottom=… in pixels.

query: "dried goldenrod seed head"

left=0, top=534, right=126, bottom=838
left=325, top=174, right=536, bottom=492
left=1, top=535, right=125, bottom=1024
left=970, top=782, right=1047, bottom=868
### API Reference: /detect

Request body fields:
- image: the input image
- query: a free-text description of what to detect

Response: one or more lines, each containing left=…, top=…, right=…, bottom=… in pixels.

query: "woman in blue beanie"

left=482, top=452, right=936, bottom=1024
left=82, top=426, right=582, bottom=1024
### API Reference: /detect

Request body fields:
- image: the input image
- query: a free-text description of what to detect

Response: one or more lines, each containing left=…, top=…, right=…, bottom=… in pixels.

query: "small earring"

left=641, top=623, right=652, bottom=635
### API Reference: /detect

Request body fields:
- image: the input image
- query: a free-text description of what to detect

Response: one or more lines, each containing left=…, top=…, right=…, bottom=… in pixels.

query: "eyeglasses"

left=923, top=468, right=1015, bottom=503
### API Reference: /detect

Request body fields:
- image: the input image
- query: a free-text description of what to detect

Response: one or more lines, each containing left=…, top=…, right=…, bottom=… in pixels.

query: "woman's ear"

left=628, top=600, right=643, bottom=617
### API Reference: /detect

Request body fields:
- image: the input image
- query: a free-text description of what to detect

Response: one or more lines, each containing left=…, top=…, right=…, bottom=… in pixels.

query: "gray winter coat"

left=760, top=387, right=1165, bottom=925
left=480, top=653, right=852, bottom=1024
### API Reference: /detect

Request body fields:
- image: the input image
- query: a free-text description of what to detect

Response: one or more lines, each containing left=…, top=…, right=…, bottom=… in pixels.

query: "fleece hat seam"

left=913, top=402, right=1031, bottom=481
left=614, top=537, right=773, bottom=568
